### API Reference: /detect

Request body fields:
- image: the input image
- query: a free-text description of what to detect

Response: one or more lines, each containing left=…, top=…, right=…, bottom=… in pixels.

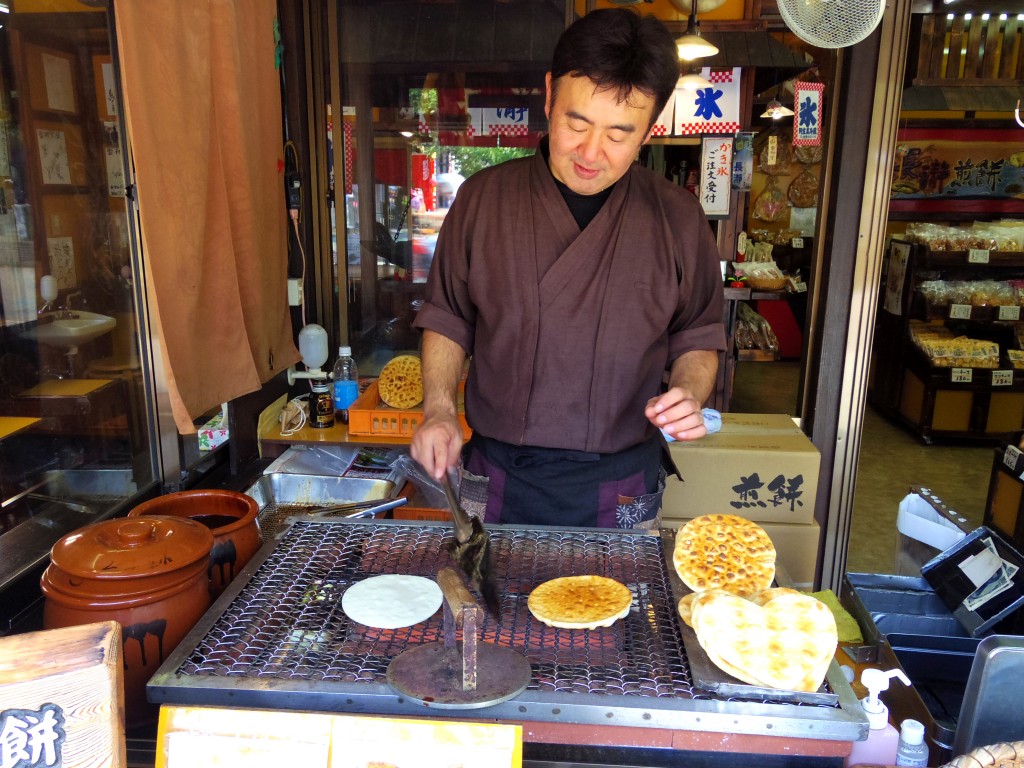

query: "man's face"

left=544, top=72, right=656, bottom=196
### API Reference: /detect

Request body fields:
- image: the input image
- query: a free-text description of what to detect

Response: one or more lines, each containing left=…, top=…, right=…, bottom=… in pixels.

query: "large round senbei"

left=377, top=354, right=424, bottom=409
left=672, top=513, right=776, bottom=596
left=527, top=574, right=632, bottom=629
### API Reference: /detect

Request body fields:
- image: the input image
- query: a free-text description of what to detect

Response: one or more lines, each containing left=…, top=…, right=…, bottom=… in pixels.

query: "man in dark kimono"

left=411, top=8, right=726, bottom=528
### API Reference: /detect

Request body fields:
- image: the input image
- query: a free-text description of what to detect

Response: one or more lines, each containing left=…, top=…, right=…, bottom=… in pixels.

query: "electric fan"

left=776, top=0, right=885, bottom=49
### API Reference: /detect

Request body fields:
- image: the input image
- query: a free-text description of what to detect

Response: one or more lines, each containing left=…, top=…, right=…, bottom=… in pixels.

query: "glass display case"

left=0, top=4, right=157, bottom=616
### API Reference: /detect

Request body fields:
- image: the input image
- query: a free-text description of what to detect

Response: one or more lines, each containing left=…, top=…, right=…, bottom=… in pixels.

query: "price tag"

left=766, top=135, right=778, bottom=166
left=949, top=304, right=972, bottom=320
left=791, top=237, right=805, bottom=249
left=795, top=281, right=808, bottom=293
left=951, top=368, right=973, bottom=383
left=968, top=249, right=990, bottom=264
left=992, top=369, right=1014, bottom=387
left=1004, top=445, right=1022, bottom=472
left=999, top=305, right=1021, bottom=321
left=737, top=231, right=747, bottom=257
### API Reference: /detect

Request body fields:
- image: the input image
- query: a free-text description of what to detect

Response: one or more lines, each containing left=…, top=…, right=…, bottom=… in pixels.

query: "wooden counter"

left=260, top=419, right=410, bottom=458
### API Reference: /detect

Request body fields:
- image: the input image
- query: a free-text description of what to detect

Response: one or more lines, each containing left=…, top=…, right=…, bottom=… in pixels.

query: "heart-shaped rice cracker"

left=692, top=591, right=837, bottom=692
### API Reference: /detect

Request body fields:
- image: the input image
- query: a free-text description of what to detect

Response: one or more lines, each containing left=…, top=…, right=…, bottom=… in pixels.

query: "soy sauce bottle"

left=310, top=379, right=335, bottom=428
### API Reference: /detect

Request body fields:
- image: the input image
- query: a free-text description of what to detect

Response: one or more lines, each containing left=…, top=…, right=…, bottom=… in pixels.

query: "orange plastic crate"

left=347, top=379, right=471, bottom=440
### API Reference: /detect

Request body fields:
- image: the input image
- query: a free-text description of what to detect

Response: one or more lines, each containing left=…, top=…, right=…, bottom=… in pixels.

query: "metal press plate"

left=148, top=520, right=867, bottom=741
left=387, top=642, right=532, bottom=709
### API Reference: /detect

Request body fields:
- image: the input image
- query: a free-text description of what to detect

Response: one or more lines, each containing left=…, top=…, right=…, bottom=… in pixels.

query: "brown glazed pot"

left=40, top=516, right=214, bottom=727
left=128, top=489, right=261, bottom=598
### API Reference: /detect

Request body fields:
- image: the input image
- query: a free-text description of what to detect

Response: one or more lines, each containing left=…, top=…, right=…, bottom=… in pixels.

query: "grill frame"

left=148, top=519, right=866, bottom=740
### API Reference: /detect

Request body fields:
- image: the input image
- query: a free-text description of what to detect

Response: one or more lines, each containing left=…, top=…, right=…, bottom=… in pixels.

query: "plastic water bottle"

left=895, top=719, right=928, bottom=767
left=332, top=346, right=359, bottom=424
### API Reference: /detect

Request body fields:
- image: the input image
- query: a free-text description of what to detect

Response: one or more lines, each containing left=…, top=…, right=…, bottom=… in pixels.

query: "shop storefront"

left=2, top=1, right=1024, bottom=766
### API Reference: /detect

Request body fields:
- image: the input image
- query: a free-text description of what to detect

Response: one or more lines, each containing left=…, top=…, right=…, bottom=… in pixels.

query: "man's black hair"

left=550, top=8, right=679, bottom=129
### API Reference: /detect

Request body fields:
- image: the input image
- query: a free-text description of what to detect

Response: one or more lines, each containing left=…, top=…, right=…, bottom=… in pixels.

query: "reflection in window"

left=0, top=6, right=153, bottom=590
left=333, top=1, right=561, bottom=373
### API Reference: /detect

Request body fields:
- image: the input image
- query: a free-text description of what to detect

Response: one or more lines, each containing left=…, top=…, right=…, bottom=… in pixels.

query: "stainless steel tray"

left=953, top=634, right=1024, bottom=754
left=148, top=520, right=867, bottom=741
left=246, top=472, right=400, bottom=538
left=666, top=530, right=841, bottom=707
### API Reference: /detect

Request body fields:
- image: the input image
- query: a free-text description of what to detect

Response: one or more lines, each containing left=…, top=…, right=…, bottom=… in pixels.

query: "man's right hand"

left=410, top=413, right=464, bottom=480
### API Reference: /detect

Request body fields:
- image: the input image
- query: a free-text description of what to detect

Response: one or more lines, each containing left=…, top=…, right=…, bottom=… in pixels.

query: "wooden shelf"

left=737, top=348, right=779, bottom=362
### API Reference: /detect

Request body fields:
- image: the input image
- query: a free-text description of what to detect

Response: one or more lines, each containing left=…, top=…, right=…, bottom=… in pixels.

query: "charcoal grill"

left=148, top=520, right=866, bottom=740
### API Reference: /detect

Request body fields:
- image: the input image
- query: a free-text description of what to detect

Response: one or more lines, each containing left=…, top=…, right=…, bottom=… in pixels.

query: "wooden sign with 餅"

left=0, top=621, right=124, bottom=767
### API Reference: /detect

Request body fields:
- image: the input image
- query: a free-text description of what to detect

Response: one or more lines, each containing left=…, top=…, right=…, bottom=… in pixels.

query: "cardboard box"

left=664, top=416, right=819, bottom=524
left=713, top=413, right=803, bottom=435
left=664, top=517, right=821, bottom=587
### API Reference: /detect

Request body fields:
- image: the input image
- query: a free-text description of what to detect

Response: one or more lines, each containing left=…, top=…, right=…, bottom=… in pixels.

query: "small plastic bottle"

left=895, top=719, right=929, bottom=767
left=332, top=346, right=359, bottom=424
left=844, top=668, right=910, bottom=768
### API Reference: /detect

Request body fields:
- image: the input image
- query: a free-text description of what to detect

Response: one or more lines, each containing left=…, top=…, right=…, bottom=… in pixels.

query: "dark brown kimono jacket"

left=414, top=145, right=726, bottom=454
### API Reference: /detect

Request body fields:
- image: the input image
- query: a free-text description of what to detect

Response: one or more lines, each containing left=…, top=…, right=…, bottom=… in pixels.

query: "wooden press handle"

left=437, top=567, right=481, bottom=625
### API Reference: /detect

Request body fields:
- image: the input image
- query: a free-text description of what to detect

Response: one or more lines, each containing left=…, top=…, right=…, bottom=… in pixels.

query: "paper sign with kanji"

left=650, top=91, right=675, bottom=138
left=793, top=82, right=825, bottom=146
left=675, top=68, right=741, bottom=136
left=698, top=137, right=733, bottom=219
left=483, top=106, right=529, bottom=138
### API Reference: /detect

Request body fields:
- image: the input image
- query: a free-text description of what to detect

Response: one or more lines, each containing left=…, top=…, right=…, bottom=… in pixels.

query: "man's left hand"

left=645, top=387, right=706, bottom=441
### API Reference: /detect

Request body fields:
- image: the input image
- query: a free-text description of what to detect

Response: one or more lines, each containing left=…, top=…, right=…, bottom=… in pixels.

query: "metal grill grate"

left=177, top=521, right=700, bottom=698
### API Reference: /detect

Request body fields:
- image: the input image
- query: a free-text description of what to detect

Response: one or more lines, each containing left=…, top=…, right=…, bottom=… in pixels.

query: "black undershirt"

left=541, top=140, right=614, bottom=230
left=554, top=179, right=614, bottom=230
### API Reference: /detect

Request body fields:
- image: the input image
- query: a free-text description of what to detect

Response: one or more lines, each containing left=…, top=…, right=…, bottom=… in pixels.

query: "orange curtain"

left=114, top=0, right=299, bottom=434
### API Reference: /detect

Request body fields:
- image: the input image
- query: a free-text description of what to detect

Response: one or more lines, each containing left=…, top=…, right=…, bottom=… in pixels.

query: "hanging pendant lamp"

left=676, top=0, right=719, bottom=61
left=761, top=99, right=795, bottom=120
left=678, top=71, right=712, bottom=91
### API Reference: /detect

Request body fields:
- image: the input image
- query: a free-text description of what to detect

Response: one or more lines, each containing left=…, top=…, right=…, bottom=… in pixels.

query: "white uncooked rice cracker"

left=342, top=574, right=443, bottom=629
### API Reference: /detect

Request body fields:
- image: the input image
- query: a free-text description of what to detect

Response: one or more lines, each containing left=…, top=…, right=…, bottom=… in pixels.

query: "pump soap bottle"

left=844, top=668, right=911, bottom=768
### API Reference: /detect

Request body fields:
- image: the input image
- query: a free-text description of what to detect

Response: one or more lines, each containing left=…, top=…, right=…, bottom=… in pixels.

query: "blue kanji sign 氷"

left=793, top=81, right=824, bottom=147
left=674, top=68, right=741, bottom=136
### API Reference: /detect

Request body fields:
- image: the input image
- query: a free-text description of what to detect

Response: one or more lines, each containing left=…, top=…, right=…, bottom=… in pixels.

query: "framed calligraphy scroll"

left=24, top=44, right=78, bottom=115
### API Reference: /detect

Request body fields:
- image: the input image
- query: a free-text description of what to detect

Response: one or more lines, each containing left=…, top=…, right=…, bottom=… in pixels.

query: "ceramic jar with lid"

left=41, top=516, right=214, bottom=727
left=128, top=489, right=261, bottom=598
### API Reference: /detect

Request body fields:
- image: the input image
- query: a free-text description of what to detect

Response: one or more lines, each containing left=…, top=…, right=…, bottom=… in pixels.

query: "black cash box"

left=839, top=536, right=1024, bottom=765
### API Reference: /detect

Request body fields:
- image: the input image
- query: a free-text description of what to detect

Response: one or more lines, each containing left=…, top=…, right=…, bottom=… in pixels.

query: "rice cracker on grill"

left=673, top=514, right=776, bottom=596
left=528, top=575, right=632, bottom=629
left=377, top=354, right=424, bottom=409
left=692, top=590, right=837, bottom=692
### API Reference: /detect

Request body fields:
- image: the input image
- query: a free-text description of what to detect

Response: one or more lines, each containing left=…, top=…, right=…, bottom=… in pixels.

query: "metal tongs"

left=439, top=468, right=500, bottom=618
left=440, top=469, right=474, bottom=543
left=309, top=496, right=408, bottom=519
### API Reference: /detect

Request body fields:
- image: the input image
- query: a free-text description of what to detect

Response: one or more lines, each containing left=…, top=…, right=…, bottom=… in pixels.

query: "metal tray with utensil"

left=245, top=472, right=404, bottom=539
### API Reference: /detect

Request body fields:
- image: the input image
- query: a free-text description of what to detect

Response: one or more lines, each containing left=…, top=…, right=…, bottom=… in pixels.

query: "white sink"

left=22, top=311, right=117, bottom=350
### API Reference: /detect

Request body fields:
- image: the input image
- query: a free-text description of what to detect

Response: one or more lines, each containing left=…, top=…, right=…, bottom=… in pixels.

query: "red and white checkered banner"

left=342, top=117, right=354, bottom=195
left=482, top=106, right=529, bottom=137
left=793, top=81, right=825, bottom=146
left=650, top=91, right=675, bottom=137
left=674, top=67, right=741, bottom=136
left=486, top=124, right=528, bottom=137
